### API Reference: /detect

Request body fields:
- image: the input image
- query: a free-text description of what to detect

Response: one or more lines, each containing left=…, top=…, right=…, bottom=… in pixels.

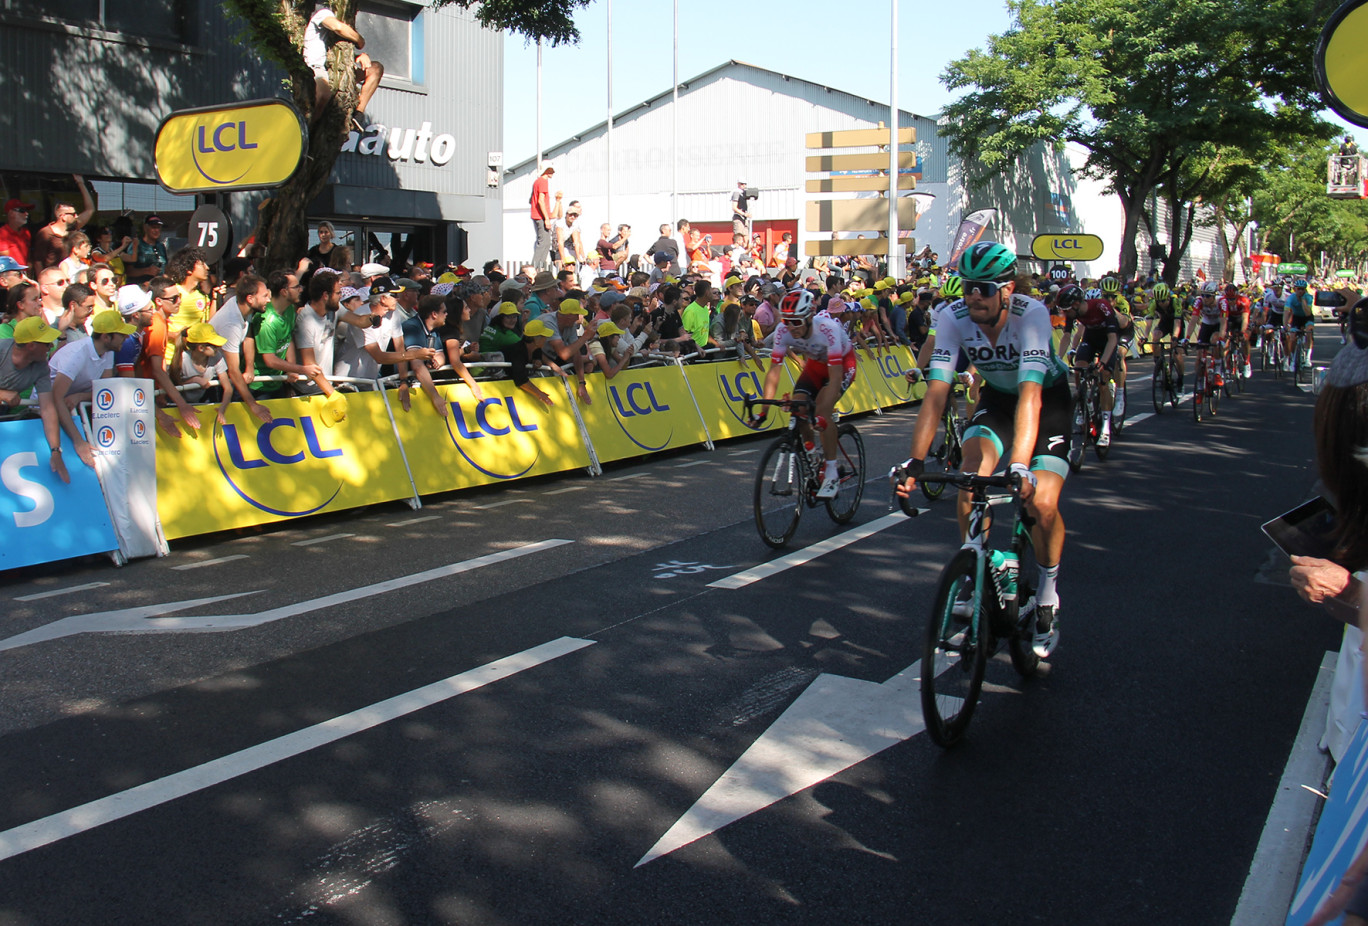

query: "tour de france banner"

left=89, top=377, right=164, bottom=560
left=155, top=389, right=413, bottom=540
left=680, top=359, right=789, bottom=442
left=577, top=364, right=711, bottom=464
left=0, top=417, right=118, bottom=570
left=391, top=377, right=592, bottom=495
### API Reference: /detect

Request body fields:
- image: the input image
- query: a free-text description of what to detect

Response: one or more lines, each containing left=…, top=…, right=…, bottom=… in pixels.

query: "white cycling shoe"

left=1032, top=605, right=1059, bottom=658
left=816, top=474, right=841, bottom=499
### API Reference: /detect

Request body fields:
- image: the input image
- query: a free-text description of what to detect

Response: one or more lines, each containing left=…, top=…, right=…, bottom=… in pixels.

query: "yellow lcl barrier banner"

left=155, top=390, right=412, bottom=540
left=154, top=99, right=306, bottom=194
left=578, top=364, right=711, bottom=463
left=680, top=359, right=788, bottom=442
left=391, top=378, right=591, bottom=495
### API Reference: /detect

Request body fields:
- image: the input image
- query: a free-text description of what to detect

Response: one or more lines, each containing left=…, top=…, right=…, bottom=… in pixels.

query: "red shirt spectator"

left=0, top=199, right=33, bottom=268
left=530, top=166, right=553, bottom=222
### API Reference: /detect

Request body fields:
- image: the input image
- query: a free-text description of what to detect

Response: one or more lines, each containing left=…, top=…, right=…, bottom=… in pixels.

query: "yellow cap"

left=91, top=310, right=136, bottom=336
left=185, top=322, right=227, bottom=346
left=524, top=318, right=555, bottom=338
left=596, top=320, right=625, bottom=337
left=558, top=298, right=585, bottom=315
left=496, top=301, right=520, bottom=316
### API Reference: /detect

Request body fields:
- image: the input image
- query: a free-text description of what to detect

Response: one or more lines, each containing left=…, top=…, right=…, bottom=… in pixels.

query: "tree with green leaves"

left=940, top=0, right=1325, bottom=282
left=1251, top=135, right=1368, bottom=274
left=221, top=0, right=592, bottom=273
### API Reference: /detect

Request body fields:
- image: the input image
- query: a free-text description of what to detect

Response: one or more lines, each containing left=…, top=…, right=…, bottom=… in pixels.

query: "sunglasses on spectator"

left=962, top=280, right=1003, bottom=298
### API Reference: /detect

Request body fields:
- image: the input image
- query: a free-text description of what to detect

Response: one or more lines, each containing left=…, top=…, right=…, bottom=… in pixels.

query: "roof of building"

left=505, top=59, right=934, bottom=178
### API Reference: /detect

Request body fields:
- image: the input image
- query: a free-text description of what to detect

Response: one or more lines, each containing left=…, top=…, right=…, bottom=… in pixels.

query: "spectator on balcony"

left=29, top=178, right=94, bottom=272
left=124, top=215, right=168, bottom=285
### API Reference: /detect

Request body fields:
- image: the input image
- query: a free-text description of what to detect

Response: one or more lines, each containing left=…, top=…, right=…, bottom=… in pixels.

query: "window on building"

left=7, top=0, right=187, bottom=42
left=357, top=2, right=423, bottom=84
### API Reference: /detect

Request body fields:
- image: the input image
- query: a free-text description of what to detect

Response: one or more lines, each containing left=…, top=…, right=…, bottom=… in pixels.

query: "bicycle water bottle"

left=989, top=549, right=1019, bottom=607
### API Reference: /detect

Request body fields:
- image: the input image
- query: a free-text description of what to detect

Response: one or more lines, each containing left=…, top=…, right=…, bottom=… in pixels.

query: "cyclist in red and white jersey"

left=751, top=289, right=857, bottom=499
left=1219, top=283, right=1251, bottom=378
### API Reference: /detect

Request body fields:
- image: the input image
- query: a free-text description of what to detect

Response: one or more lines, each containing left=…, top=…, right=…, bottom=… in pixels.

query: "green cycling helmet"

left=940, top=275, right=963, bottom=299
left=958, top=241, right=1017, bottom=283
left=1151, top=282, right=1171, bottom=300
left=1100, top=276, right=1121, bottom=293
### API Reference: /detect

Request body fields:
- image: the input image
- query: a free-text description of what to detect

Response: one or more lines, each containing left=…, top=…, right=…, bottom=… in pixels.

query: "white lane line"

left=708, top=513, right=907, bottom=590
left=292, top=533, right=355, bottom=547
left=543, top=486, right=586, bottom=496
left=0, top=636, right=594, bottom=863
left=13, top=582, right=110, bottom=602
left=171, top=555, right=249, bottom=571
left=386, top=515, right=441, bottom=527
left=608, top=473, right=644, bottom=482
left=728, top=449, right=759, bottom=456
left=0, top=540, right=574, bottom=652
left=674, top=461, right=708, bottom=468
left=474, top=499, right=533, bottom=510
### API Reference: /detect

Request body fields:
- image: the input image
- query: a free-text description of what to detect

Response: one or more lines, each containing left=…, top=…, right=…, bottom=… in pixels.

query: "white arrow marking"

left=636, top=658, right=947, bottom=867
left=0, top=540, right=573, bottom=653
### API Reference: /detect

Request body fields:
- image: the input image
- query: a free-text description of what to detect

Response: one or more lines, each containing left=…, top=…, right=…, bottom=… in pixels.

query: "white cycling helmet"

left=1200, top=281, right=1219, bottom=296
left=779, top=289, right=815, bottom=323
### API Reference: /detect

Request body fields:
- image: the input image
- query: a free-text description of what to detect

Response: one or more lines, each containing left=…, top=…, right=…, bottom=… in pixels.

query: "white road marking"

left=172, top=555, right=249, bottom=571
left=607, top=473, right=644, bottom=482
left=292, top=533, right=355, bottom=547
left=0, top=636, right=594, bottom=863
left=637, top=657, right=935, bottom=867
left=543, top=486, right=586, bottom=496
left=386, top=515, right=441, bottom=527
left=0, top=540, right=573, bottom=652
left=728, top=449, right=759, bottom=456
left=708, top=513, right=909, bottom=590
left=13, top=582, right=111, bottom=602
left=474, top=499, right=533, bottom=510
left=674, top=461, right=708, bottom=468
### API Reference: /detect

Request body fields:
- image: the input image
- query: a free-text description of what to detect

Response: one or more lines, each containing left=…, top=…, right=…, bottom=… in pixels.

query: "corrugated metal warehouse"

left=0, top=2, right=502, bottom=265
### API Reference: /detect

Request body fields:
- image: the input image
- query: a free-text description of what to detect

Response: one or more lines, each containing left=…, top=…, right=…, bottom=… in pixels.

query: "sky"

left=501, top=0, right=1365, bottom=167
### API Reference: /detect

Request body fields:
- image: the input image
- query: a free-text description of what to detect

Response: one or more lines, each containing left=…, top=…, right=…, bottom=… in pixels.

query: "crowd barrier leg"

left=561, top=374, right=603, bottom=476
left=672, top=358, right=715, bottom=451
left=377, top=380, right=423, bottom=511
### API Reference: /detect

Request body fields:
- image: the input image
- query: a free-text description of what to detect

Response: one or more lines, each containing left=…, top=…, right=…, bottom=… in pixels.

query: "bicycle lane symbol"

left=652, top=560, right=736, bottom=580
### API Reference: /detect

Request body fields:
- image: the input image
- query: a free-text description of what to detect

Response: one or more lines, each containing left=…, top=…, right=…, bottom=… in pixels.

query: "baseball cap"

left=368, top=277, right=398, bottom=296
left=0, top=255, right=27, bottom=272
left=116, top=284, right=152, bottom=316
left=430, top=282, right=455, bottom=297
left=360, top=262, right=390, bottom=277
left=144, top=214, right=164, bottom=226
left=558, top=298, right=585, bottom=315
left=4, top=198, right=34, bottom=213
left=91, top=310, right=136, bottom=335
left=13, top=316, right=59, bottom=344
left=185, top=322, right=227, bottom=346
left=723, top=276, right=742, bottom=290
left=496, top=301, right=521, bottom=316
left=500, top=278, right=528, bottom=296
left=596, top=320, right=625, bottom=337
left=653, top=251, right=671, bottom=264
left=600, top=291, right=625, bottom=309
left=394, top=278, right=421, bottom=291
left=523, top=318, right=555, bottom=338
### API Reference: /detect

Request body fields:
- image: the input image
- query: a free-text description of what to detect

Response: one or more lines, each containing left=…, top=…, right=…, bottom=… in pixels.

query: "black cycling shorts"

left=1152, top=313, right=1182, bottom=339
left=962, top=380, right=1074, bottom=480
left=1197, top=322, right=1223, bottom=346
left=1288, top=314, right=1313, bottom=331
left=1265, top=312, right=1284, bottom=329
left=1075, top=329, right=1121, bottom=371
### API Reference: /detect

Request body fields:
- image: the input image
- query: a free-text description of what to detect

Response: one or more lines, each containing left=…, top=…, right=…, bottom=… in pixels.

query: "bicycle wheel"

left=922, top=548, right=989, bottom=747
left=1152, top=355, right=1166, bottom=413
left=1273, top=339, right=1283, bottom=380
left=753, top=436, right=803, bottom=548
left=1296, top=342, right=1311, bottom=385
left=1113, top=378, right=1128, bottom=432
left=1193, top=361, right=1204, bottom=422
left=1259, top=338, right=1270, bottom=373
left=1208, top=369, right=1220, bottom=416
left=1233, top=345, right=1246, bottom=394
left=1007, top=528, right=1041, bottom=678
left=1092, top=385, right=1110, bottom=462
left=1068, top=386, right=1087, bottom=473
left=921, top=418, right=949, bottom=501
left=824, top=423, right=866, bottom=524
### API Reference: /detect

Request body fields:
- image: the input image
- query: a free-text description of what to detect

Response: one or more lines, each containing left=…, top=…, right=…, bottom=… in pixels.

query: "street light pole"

left=888, top=0, right=901, bottom=278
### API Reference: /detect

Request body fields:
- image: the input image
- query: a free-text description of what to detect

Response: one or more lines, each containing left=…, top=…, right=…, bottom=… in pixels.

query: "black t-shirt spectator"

left=504, top=338, right=545, bottom=387
left=655, top=307, right=684, bottom=340
left=907, top=306, right=930, bottom=351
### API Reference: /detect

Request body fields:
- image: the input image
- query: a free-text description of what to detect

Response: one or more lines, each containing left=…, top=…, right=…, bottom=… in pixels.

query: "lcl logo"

left=443, top=396, right=541, bottom=479
left=191, top=119, right=259, bottom=185
left=608, top=382, right=674, bottom=451
left=212, top=416, right=344, bottom=517
left=716, top=370, right=773, bottom=430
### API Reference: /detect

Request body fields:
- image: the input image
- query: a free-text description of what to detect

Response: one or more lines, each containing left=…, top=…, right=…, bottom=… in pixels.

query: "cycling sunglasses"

left=961, top=280, right=1004, bottom=298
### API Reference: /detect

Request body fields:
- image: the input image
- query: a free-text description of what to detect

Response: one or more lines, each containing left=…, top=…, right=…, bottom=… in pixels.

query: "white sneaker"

left=1244, top=363, right=1252, bottom=379
left=816, top=474, right=840, bottom=499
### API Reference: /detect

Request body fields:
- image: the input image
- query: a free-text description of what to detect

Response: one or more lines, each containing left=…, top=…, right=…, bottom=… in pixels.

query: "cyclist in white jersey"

left=751, top=289, right=857, bottom=499
left=896, top=241, right=1073, bottom=658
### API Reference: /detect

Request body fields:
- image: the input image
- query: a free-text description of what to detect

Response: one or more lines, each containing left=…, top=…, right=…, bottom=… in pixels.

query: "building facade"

left=0, top=1, right=501, bottom=267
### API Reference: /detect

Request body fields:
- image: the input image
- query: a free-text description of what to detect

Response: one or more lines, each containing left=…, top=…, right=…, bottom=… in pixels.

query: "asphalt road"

left=0, top=325, right=1347, bottom=925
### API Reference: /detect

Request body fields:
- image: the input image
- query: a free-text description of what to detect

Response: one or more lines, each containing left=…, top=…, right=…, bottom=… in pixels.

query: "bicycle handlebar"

left=742, top=395, right=816, bottom=415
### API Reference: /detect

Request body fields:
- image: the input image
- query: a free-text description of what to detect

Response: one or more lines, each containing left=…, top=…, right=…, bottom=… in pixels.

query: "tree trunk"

left=1115, top=186, right=1143, bottom=280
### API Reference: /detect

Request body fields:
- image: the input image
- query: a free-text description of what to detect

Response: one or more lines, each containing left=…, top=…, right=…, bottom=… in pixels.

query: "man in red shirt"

left=0, top=198, right=34, bottom=268
left=530, top=162, right=555, bottom=270
left=28, top=176, right=95, bottom=272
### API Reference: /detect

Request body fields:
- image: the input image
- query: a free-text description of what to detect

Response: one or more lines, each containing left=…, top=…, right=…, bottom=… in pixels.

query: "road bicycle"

left=745, top=396, right=866, bottom=549
left=1259, top=325, right=1284, bottom=379
left=1191, top=340, right=1223, bottom=422
left=888, top=466, right=1041, bottom=747
left=1288, top=326, right=1313, bottom=386
left=1223, top=332, right=1248, bottom=396
left=917, top=381, right=968, bottom=503
left=1151, top=336, right=1183, bottom=413
left=1068, top=364, right=1112, bottom=471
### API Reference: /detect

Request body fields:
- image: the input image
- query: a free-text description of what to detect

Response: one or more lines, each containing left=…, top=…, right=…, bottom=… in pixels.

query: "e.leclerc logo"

left=94, top=388, right=114, bottom=412
left=716, top=368, right=774, bottom=431
left=443, top=394, right=541, bottom=479
left=212, top=416, right=345, bottom=517
left=95, top=426, right=116, bottom=449
left=132, top=388, right=147, bottom=407
left=132, top=419, right=147, bottom=441
left=607, top=381, right=674, bottom=451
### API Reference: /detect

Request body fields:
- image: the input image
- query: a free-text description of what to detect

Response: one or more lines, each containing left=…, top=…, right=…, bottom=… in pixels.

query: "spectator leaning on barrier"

left=434, top=291, right=486, bottom=401
left=0, top=317, right=75, bottom=482
left=505, top=317, right=562, bottom=406
left=208, top=273, right=274, bottom=423
left=480, top=301, right=524, bottom=356
left=682, top=280, right=714, bottom=353
left=175, top=323, right=233, bottom=423
left=545, top=295, right=594, bottom=404
left=121, top=278, right=202, bottom=434
left=245, top=270, right=310, bottom=400
left=400, top=294, right=448, bottom=416
left=48, top=310, right=132, bottom=467
left=586, top=319, right=634, bottom=378
left=295, top=270, right=342, bottom=399
left=165, top=246, right=212, bottom=346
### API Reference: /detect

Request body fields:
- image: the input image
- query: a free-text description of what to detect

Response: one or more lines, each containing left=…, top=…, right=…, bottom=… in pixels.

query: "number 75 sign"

left=188, top=204, right=232, bottom=264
